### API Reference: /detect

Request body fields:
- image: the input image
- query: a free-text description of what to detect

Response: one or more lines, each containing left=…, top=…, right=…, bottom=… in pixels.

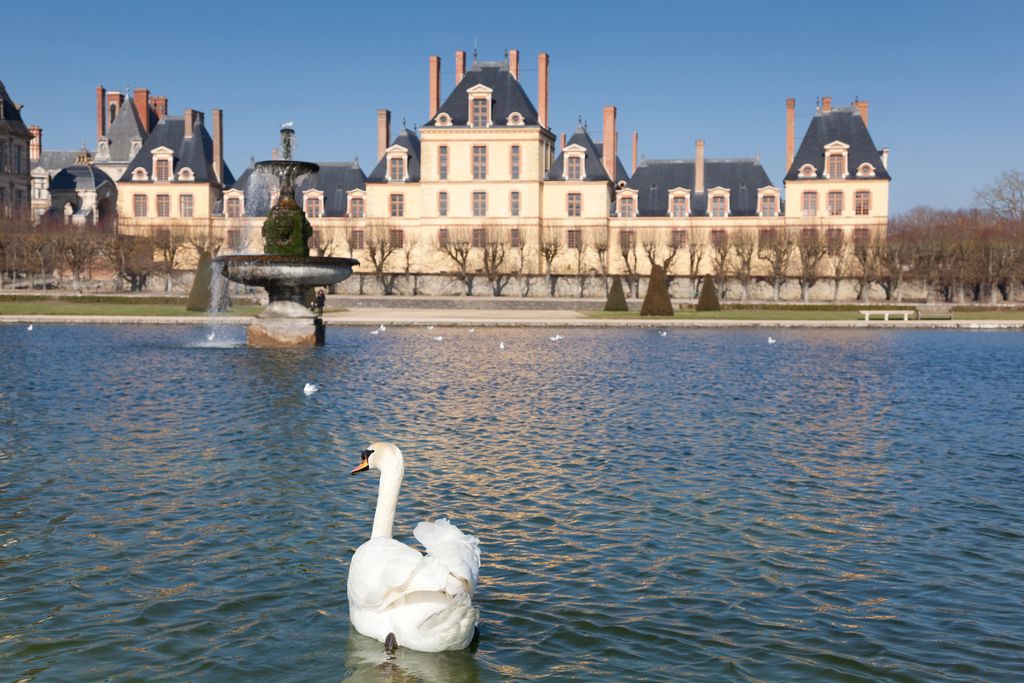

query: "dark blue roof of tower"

left=785, top=107, right=890, bottom=181
left=366, top=128, right=421, bottom=182
left=628, top=159, right=776, bottom=217
left=426, top=61, right=539, bottom=128
left=51, top=164, right=113, bottom=191
left=546, top=126, right=628, bottom=183
left=121, top=114, right=235, bottom=185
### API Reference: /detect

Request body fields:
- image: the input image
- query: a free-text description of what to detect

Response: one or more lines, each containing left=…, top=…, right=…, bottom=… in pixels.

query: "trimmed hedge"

left=696, top=276, right=721, bottom=311
left=604, top=275, right=629, bottom=311
left=640, top=265, right=674, bottom=316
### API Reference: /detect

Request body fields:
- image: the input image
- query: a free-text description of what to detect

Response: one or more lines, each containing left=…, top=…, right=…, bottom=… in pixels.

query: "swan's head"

left=351, top=442, right=403, bottom=476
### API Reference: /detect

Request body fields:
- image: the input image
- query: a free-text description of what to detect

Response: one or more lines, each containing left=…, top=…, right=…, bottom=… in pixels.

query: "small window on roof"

left=857, top=162, right=876, bottom=178
left=798, top=163, right=817, bottom=178
left=435, top=113, right=451, bottom=127
left=507, top=112, right=523, bottom=126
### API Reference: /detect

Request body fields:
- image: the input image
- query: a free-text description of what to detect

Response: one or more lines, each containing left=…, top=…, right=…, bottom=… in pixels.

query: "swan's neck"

left=371, top=461, right=403, bottom=539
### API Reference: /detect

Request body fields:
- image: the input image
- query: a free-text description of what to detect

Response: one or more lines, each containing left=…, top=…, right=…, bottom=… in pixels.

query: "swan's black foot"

left=384, top=632, right=398, bottom=655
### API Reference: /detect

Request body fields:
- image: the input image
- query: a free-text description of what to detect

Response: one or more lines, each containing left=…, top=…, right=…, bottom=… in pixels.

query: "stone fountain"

left=216, top=124, right=358, bottom=347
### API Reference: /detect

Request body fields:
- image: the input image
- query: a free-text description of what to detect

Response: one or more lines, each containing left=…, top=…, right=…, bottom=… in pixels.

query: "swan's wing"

left=348, top=538, right=425, bottom=610
left=414, top=518, right=481, bottom=593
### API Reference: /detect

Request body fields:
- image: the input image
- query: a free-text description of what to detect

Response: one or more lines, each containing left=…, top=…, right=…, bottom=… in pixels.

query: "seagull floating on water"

left=378, top=324, right=386, bottom=332
left=370, top=330, right=380, bottom=335
left=27, top=324, right=33, bottom=332
left=304, top=383, right=320, bottom=395
left=768, top=336, right=777, bottom=344
left=659, top=331, right=668, bottom=337
left=549, top=334, right=564, bottom=341
left=207, top=331, right=216, bottom=341
left=432, top=335, right=444, bottom=341
left=426, top=325, right=434, bottom=331
left=468, top=328, right=475, bottom=333
left=499, top=341, right=505, bottom=350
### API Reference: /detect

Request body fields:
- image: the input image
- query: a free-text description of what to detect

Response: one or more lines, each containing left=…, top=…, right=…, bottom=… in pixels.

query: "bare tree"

left=709, top=233, right=730, bottom=296
left=592, top=230, right=610, bottom=294
left=481, top=228, right=513, bottom=296
left=640, top=227, right=683, bottom=296
left=851, top=236, right=879, bottom=303
left=22, top=230, right=60, bottom=290
left=365, top=220, right=401, bottom=295
left=796, top=228, right=827, bottom=303
left=758, top=227, right=796, bottom=301
left=57, top=226, right=101, bottom=291
left=540, top=224, right=564, bottom=297
left=731, top=229, right=757, bottom=301
left=101, top=233, right=156, bottom=291
left=686, top=234, right=706, bottom=298
left=876, top=228, right=913, bottom=302
left=826, top=232, right=848, bottom=303
left=151, top=227, right=188, bottom=292
left=974, top=168, right=1024, bottom=222
left=509, top=227, right=533, bottom=297
left=568, top=232, right=589, bottom=297
left=616, top=230, right=640, bottom=297
left=400, top=236, right=421, bottom=296
left=437, top=227, right=475, bottom=295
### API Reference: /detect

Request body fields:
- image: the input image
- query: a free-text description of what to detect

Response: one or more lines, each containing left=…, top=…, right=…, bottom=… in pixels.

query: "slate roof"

left=98, top=98, right=147, bottom=163
left=785, top=107, right=890, bottom=181
left=545, top=126, right=628, bottom=183
left=121, top=115, right=235, bottom=185
left=366, top=128, right=421, bottom=183
left=232, top=161, right=366, bottom=217
left=50, top=164, right=113, bottom=192
left=426, top=61, right=539, bottom=127
left=0, top=80, right=31, bottom=139
left=628, top=159, right=776, bottom=217
left=33, top=150, right=80, bottom=174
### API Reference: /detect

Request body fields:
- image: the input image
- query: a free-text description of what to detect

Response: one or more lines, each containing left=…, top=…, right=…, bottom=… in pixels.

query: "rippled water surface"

left=2, top=323, right=1023, bottom=681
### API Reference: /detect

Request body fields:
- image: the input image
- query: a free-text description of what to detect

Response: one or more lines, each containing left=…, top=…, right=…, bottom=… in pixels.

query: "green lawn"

left=0, top=300, right=262, bottom=317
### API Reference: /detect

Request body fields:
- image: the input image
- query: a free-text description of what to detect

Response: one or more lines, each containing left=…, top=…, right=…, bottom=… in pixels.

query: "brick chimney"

left=134, top=88, right=151, bottom=133
left=786, top=98, right=795, bottom=171
left=152, top=96, right=168, bottom=121
left=631, top=130, right=638, bottom=174
left=429, top=55, right=441, bottom=120
left=509, top=49, right=519, bottom=80
left=96, top=85, right=106, bottom=139
left=695, top=139, right=705, bottom=194
left=212, top=109, right=223, bottom=185
left=602, top=106, right=617, bottom=180
left=855, top=99, right=869, bottom=127
left=377, top=108, right=391, bottom=160
left=105, top=91, right=124, bottom=129
left=821, top=96, right=832, bottom=113
left=184, top=108, right=195, bottom=139
left=538, top=52, right=549, bottom=129
left=560, top=132, right=566, bottom=150
left=28, top=126, right=41, bottom=162
left=455, top=50, right=466, bottom=83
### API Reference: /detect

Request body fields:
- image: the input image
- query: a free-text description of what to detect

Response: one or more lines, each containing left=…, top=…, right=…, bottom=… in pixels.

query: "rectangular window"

left=802, top=227, right=818, bottom=240
left=226, top=197, right=241, bottom=217
left=619, top=230, right=636, bottom=250
left=472, top=146, right=487, bottom=180
left=566, top=155, right=582, bottom=180
left=671, top=196, right=687, bottom=217
left=567, top=192, right=582, bottom=217
left=180, top=194, right=193, bottom=217
left=711, top=229, right=727, bottom=247
left=227, top=229, right=242, bottom=251
left=438, top=227, right=449, bottom=247
left=133, top=194, right=147, bottom=217
left=306, top=196, right=321, bottom=218
left=155, top=194, right=170, bottom=217
left=388, top=229, right=404, bottom=248
left=510, top=145, right=520, bottom=179
left=759, top=228, right=777, bottom=244
left=760, top=195, right=777, bottom=217
left=854, top=227, right=870, bottom=245
left=827, top=228, right=844, bottom=249
left=349, top=197, right=364, bottom=217
left=438, top=145, right=448, bottom=180
left=510, top=191, right=520, bottom=217
left=855, top=190, right=871, bottom=216
left=390, top=193, right=404, bottom=217
left=472, top=228, right=487, bottom=247
left=567, top=228, right=582, bottom=250
left=471, top=98, right=488, bottom=127
left=711, top=195, right=727, bottom=217
left=828, top=191, right=844, bottom=216
left=472, top=191, right=487, bottom=217
left=802, top=191, right=818, bottom=217
left=671, top=230, right=687, bottom=248
left=828, top=153, right=845, bottom=178
left=619, top=196, right=635, bottom=217
left=14, top=146, right=23, bottom=174
left=350, top=229, right=365, bottom=250
left=438, top=191, right=448, bottom=217
left=155, top=158, right=170, bottom=181
left=389, top=156, right=405, bottom=181
left=510, top=228, right=521, bottom=248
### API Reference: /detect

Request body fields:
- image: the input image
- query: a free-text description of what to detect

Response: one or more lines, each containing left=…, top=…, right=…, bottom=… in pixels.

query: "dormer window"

left=303, top=189, right=325, bottom=218
left=156, top=159, right=170, bottom=181
left=435, top=112, right=451, bottom=127
left=132, top=167, right=148, bottom=181
left=151, top=146, right=174, bottom=181
left=827, top=154, right=844, bottom=178
left=178, top=167, right=194, bottom=181
left=798, top=163, right=817, bottom=178
left=507, top=112, right=524, bottom=126
left=668, top=188, right=691, bottom=217
left=823, top=141, right=850, bottom=179
left=616, top=188, right=638, bottom=218
left=708, top=187, right=731, bottom=217
left=467, top=84, right=493, bottom=127
left=756, top=186, right=781, bottom=217
left=389, top=156, right=405, bottom=181
left=856, top=162, right=876, bottom=178
left=471, top=98, right=488, bottom=127
left=562, top=144, right=587, bottom=181
left=384, top=145, right=409, bottom=182
left=347, top=189, right=366, bottom=217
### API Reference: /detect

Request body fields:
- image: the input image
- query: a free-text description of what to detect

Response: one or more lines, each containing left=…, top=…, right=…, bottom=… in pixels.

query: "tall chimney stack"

left=152, top=96, right=168, bottom=121
left=538, top=52, right=550, bottom=129
left=212, top=109, right=224, bottom=185
left=96, top=85, right=106, bottom=139
left=184, top=108, right=195, bottom=139
left=105, top=91, right=124, bottom=129
left=602, top=106, right=617, bottom=180
left=695, top=139, right=705, bottom=194
left=429, top=55, right=441, bottom=120
left=560, top=133, right=566, bottom=150
left=509, top=49, right=519, bottom=80
left=631, top=130, right=638, bottom=174
left=821, top=96, right=832, bottom=113
left=455, top=50, right=466, bottom=83
left=28, top=126, right=41, bottom=162
left=855, top=100, right=869, bottom=127
left=786, top=98, right=795, bottom=171
left=134, top=88, right=151, bottom=133
left=377, top=108, right=391, bottom=160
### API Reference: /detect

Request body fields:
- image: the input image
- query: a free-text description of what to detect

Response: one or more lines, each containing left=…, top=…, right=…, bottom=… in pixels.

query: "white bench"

left=860, top=309, right=914, bottom=322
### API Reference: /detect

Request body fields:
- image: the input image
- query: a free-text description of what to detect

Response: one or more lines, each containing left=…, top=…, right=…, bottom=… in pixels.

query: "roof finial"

left=402, top=116, right=407, bottom=129
left=577, top=115, right=583, bottom=127
left=473, top=37, right=478, bottom=62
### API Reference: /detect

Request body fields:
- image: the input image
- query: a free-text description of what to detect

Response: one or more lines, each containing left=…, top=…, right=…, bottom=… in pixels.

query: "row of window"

left=800, top=190, right=872, bottom=217
left=134, top=193, right=195, bottom=217
left=398, top=144, right=523, bottom=182
left=0, top=141, right=26, bottom=175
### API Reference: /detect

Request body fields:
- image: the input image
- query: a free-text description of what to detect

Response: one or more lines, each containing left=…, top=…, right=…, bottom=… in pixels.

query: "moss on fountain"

left=262, top=203, right=312, bottom=257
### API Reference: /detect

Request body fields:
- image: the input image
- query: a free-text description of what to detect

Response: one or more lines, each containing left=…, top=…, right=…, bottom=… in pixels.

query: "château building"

left=0, top=80, right=32, bottom=222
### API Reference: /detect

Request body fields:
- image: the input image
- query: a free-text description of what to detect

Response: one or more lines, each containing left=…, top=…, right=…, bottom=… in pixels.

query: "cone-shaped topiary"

left=187, top=251, right=214, bottom=311
left=604, top=275, right=629, bottom=311
left=641, top=265, right=674, bottom=316
left=696, top=275, right=721, bottom=311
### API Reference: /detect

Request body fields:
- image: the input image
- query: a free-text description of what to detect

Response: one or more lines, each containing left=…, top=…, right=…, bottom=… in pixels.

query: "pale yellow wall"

left=784, top=178, right=889, bottom=221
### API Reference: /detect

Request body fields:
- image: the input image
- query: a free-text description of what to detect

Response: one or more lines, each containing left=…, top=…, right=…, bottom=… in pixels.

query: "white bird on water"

left=426, top=325, right=434, bottom=331
left=370, top=330, right=380, bottom=335
left=659, top=331, right=668, bottom=337
left=768, top=336, right=777, bottom=344
left=468, top=328, right=475, bottom=334
left=27, top=324, right=33, bottom=332
left=348, top=443, right=480, bottom=653
left=304, top=383, right=320, bottom=395
left=499, top=341, right=505, bottom=350
left=207, top=331, right=216, bottom=341
left=378, top=324, right=386, bottom=332
left=432, top=335, right=444, bottom=342
left=549, top=334, right=564, bottom=341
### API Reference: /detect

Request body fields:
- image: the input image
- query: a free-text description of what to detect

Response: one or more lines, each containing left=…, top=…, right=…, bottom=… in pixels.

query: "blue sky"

left=5, top=0, right=1022, bottom=212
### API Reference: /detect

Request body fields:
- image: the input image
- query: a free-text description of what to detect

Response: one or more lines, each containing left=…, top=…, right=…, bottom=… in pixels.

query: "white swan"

left=303, top=383, right=320, bottom=395
left=348, top=443, right=480, bottom=653
left=768, top=336, right=777, bottom=344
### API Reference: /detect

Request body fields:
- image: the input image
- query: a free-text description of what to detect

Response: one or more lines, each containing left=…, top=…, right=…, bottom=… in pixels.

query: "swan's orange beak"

left=351, top=449, right=373, bottom=475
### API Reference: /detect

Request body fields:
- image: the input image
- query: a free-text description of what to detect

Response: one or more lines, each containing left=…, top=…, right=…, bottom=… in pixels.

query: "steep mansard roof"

left=785, top=107, right=890, bottom=181
left=0, top=80, right=31, bottom=139
left=50, top=164, right=113, bottom=191
left=426, top=61, right=539, bottom=128
left=366, top=128, right=421, bottom=182
left=120, top=115, right=235, bottom=185
left=96, top=98, right=147, bottom=163
left=628, top=159, right=776, bottom=217
left=231, top=161, right=366, bottom=217
left=546, top=126, right=629, bottom=183
left=33, top=150, right=80, bottom=174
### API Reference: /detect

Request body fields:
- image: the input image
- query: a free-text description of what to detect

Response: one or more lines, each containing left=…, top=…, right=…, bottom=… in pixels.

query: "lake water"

left=1, top=324, right=1023, bottom=681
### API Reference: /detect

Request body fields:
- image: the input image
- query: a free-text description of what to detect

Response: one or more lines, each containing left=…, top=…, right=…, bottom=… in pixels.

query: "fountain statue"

left=216, top=124, right=358, bottom=347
